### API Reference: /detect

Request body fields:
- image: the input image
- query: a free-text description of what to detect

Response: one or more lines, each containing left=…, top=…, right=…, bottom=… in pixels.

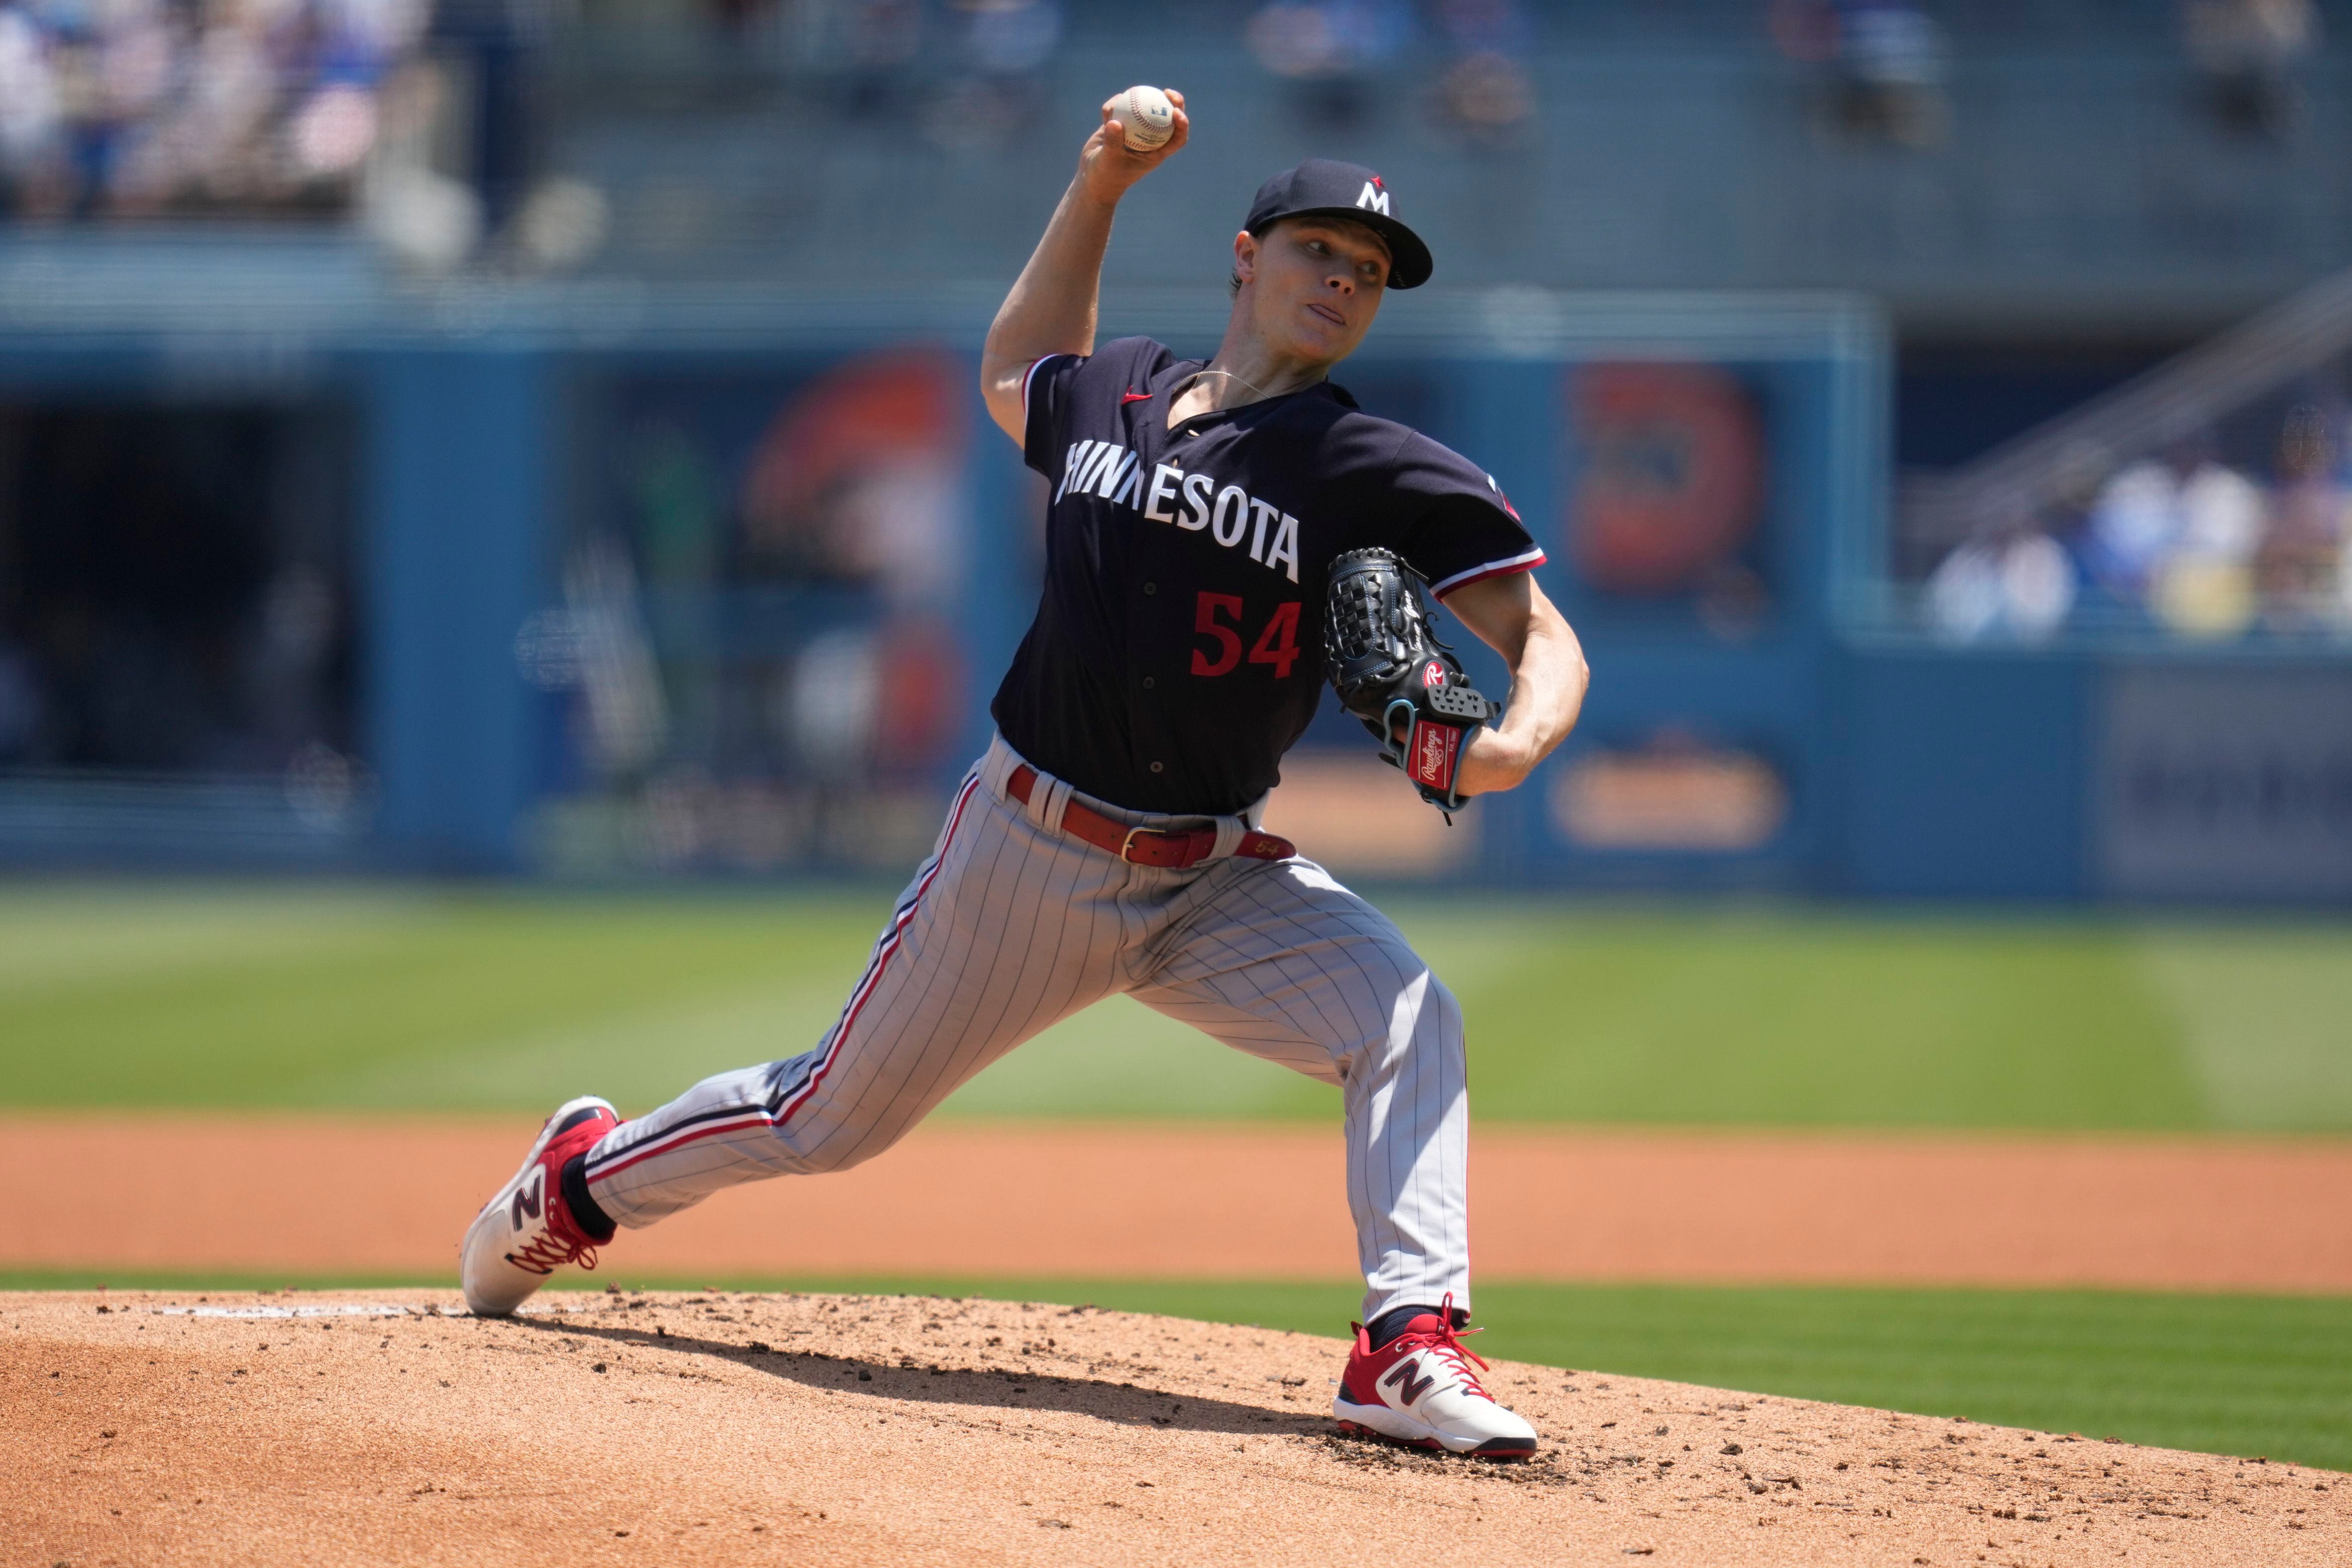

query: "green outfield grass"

left=3, top=883, right=2349, bottom=1129
left=3, top=883, right=2347, bottom=1129
left=10, top=1268, right=2343, bottom=1473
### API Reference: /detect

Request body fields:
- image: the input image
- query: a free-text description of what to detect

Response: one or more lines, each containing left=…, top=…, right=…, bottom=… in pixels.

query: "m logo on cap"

left=1246, top=161, right=1429, bottom=287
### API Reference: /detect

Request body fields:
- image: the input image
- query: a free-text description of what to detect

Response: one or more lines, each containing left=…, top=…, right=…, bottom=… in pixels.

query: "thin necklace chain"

left=1177, top=366, right=1310, bottom=409
left=1187, top=367, right=1273, bottom=401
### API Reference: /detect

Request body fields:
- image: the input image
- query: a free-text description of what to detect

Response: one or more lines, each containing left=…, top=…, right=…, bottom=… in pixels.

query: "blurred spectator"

left=2080, top=460, right=2177, bottom=596
left=507, top=175, right=610, bottom=271
left=2176, top=454, right=2266, bottom=561
left=2072, top=439, right=2263, bottom=637
left=431, top=0, right=571, bottom=239
left=1836, top=1, right=1949, bottom=148
left=922, top=0, right=1061, bottom=149
left=1927, top=520, right=2075, bottom=642
left=1927, top=407, right=2352, bottom=643
left=0, top=7, right=58, bottom=212
left=788, top=0, right=924, bottom=118
left=1772, top=0, right=1950, bottom=149
left=362, top=61, right=480, bottom=270
left=2150, top=453, right=2264, bottom=637
left=2181, top=0, right=2317, bottom=140
left=958, top=0, right=1055, bottom=78
left=1245, top=0, right=1412, bottom=128
left=2082, top=442, right=2199, bottom=596
left=1922, top=445, right=2107, bottom=644
left=2254, top=404, right=2352, bottom=628
left=0, top=0, right=431, bottom=220
left=1427, top=0, right=1532, bottom=143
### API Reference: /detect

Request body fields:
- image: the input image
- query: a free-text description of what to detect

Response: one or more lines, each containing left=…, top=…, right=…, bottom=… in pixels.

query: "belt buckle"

left=1118, top=826, right=1158, bottom=863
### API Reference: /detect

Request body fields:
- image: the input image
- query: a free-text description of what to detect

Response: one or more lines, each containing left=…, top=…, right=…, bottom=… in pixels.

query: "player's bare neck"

left=1166, top=347, right=1330, bottom=428
left=1166, top=357, right=1335, bottom=425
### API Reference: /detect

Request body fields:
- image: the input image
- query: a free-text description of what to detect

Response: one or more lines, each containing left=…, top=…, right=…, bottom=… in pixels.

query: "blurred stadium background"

left=2, top=0, right=2350, bottom=893
left=3, top=0, right=2349, bottom=1469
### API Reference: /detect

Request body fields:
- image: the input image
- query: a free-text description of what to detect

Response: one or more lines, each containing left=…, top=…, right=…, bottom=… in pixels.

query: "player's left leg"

left=1128, top=856, right=1535, bottom=1459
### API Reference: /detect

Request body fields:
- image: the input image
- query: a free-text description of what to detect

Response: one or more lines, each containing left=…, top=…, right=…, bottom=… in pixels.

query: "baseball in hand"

left=1112, top=85, right=1175, bottom=151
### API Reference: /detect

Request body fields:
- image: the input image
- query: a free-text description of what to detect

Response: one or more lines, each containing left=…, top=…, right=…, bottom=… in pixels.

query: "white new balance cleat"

left=460, top=1095, right=620, bottom=1317
left=1332, top=1296, right=1539, bottom=1460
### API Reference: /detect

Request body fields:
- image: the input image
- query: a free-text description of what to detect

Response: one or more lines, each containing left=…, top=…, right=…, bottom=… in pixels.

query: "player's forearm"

left=1457, top=594, right=1589, bottom=798
left=981, top=90, right=1189, bottom=441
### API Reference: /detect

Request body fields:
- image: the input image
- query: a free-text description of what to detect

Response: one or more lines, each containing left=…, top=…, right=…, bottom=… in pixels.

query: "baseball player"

left=463, top=90, right=1590, bottom=1460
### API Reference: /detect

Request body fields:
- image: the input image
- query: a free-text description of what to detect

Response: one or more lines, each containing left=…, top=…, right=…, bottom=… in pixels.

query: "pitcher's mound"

left=5, top=1289, right=2339, bottom=1566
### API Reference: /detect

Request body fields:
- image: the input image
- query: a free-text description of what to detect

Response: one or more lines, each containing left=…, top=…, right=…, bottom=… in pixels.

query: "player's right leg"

left=459, top=742, right=1134, bottom=1314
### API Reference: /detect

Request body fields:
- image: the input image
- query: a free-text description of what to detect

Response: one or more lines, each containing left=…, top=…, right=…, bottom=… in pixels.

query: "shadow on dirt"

left=504, top=1316, right=1332, bottom=1439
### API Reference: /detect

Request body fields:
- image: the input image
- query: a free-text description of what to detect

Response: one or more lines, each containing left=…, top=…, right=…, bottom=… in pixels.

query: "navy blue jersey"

left=991, top=335, right=1544, bottom=816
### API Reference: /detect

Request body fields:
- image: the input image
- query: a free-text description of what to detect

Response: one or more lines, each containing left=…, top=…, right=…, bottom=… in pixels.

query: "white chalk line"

left=151, top=1303, right=418, bottom=1318
left=143, top=1301, right=576, bottom=1319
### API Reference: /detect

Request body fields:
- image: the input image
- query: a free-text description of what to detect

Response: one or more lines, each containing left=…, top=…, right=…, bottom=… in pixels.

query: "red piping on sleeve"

left=1431, top=547, right=1546, bottom=599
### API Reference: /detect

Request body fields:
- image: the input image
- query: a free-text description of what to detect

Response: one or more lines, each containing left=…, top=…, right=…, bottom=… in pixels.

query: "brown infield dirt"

left=6, top=1288, right=2344, bottom=1568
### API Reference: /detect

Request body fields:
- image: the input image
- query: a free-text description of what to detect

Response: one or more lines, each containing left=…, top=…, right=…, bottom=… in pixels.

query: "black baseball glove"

left=1323, top=548, right=1495, bottom=817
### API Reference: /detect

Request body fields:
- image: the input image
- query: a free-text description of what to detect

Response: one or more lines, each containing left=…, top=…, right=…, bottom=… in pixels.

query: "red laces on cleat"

left=1387, top=1293, right=1494, bottom=1403
left=504, top=1171, right=602, bottom=1277
left=506, top=1230, right=597, bottom=1276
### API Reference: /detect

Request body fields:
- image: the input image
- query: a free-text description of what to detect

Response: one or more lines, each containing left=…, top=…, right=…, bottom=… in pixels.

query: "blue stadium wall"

left=0, top=257, right=2342, bottom=904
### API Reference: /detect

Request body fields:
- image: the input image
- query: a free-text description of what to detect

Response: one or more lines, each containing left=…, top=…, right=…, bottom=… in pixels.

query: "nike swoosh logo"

left=1122, top=390, right=1152, bottom=403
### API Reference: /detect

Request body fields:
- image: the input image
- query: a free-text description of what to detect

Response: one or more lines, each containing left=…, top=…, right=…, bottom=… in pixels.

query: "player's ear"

left=1230, top=230, right=1258, bottom=292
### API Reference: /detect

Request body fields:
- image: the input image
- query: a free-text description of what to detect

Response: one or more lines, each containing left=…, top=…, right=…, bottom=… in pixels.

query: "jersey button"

left=1150, top=761, right=1165, bottom=773
left=1142, top=677, right=1156, bottom=690
left=1142, top=582, right=1157, bottom=596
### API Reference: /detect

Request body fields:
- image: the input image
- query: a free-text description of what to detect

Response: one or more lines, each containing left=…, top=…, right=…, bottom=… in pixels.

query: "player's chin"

left=1288, top=309, right=1362, bottom=360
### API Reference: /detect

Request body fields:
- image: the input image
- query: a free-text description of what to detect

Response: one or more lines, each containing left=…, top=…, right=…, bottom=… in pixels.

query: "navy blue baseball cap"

left=1243, top=158, right=1433, bottom=289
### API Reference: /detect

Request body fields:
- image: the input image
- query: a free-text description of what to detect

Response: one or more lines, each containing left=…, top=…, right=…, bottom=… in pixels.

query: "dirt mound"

left=4, top=1289, right=2340, bottom=1566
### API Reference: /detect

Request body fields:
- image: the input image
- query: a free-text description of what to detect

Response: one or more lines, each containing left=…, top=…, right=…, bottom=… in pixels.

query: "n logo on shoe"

left=1382, top=1356, right=1436, bottom=1407
left=511, top=1169, right=543, bottom=1228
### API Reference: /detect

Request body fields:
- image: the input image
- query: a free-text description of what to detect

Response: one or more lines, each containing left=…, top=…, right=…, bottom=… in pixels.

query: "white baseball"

left=1112, top=85, right=1175, bottom=152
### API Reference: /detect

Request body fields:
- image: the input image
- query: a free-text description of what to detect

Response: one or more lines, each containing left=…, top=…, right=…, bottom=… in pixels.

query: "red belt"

left=1007, top=764, right=1294, bottom=869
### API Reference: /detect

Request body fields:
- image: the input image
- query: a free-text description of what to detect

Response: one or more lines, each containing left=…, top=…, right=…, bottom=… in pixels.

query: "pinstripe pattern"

left=1131, top=859, right=1470, bottom=1316
left=579, top=776, right=987, bottom=1190
left=581, top=735, right=1472, bottom=1322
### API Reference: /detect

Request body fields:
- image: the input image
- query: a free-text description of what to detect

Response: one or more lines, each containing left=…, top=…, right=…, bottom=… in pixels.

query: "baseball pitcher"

left=462, top=89, right=1591, bottom=1460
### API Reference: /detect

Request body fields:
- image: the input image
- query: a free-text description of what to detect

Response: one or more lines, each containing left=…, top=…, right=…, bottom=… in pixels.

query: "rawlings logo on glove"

left=1409, top=722, right=1463, bottom=793
left=1323, top=548, right=1496, bottom=818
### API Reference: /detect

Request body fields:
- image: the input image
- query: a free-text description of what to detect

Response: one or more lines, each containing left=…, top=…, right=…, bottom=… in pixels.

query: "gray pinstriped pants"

left=580, top=734, right=1472, bottom=1321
